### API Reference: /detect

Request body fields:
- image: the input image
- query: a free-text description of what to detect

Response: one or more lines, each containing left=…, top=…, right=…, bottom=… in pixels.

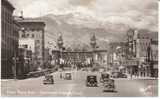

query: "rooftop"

left=2, top=0, right=15, bottom=10
left=15, top=17, right=45, bottom=23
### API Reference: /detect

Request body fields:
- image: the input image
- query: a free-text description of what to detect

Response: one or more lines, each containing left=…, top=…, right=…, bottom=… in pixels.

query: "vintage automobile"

left=112, top=72, right=127, bottom=78
left=43, top=75, right=54, bottom=85
left=118, top=73, right=127, bottom=78
left=100, top=73, right=110, bottom=83
left=103, top=78, right=115, bottom=92
left=111, top=72, right=119, bottom=78
left=64, top=72, right=72, bottom=80
left=86, top=75, right=98, bottom=87
left=82, top=68, right=88, bottom=71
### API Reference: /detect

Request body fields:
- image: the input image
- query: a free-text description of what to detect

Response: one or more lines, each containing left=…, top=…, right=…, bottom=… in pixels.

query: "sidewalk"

left=113, top=77, right=158, bottom=80
left=1, top=79, right=17, bottom=82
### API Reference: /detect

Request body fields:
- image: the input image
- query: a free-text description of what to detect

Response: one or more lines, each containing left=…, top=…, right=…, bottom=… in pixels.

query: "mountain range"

left=35, top=13, right=156, bottom=50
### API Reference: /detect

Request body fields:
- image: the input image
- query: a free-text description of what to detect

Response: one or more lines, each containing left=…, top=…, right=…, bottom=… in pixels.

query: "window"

left=32, top=34, right=34, bottom=38
left=36, top=45, right=40, bottom=49
left=23, top=45, right=28, bottom=48
left=36, top=40, right=40, bottom=43
left=21, top=33, right=25, bottom=38
left=26, top=34, right=30, bottom=37
left=36, top=51, right=40, bottom=56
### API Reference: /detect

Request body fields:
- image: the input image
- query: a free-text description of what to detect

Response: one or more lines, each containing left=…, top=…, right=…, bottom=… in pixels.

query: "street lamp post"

left=90, top=33, right=97, bottom=67
left=12, top=52, right=18, bottom=80
left=57, top=34, right=64, bottom=69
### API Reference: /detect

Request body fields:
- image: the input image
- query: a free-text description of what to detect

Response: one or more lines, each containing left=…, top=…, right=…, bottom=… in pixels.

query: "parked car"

left=82, top=68, right=88, bottom=71
left=100, top=73, right=110, bottom=83
left=64, top=72, right=72, bottom=80
left=103, top=78, right=115, bottom=92
left=118, top=73, right=127, bottom=78
left=43, top=75, right=54, bottom=85
left=86, top=75, right=98, bottom=87
left=111, top=72, right=127, bottom=78
left=111, top=72, right=119, bottom=78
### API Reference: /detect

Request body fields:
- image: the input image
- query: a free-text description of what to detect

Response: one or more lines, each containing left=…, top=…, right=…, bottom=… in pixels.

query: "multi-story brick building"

left=126, top=29, right=158, bottom=78
left=150, top=32, right=158, bottom=77
left=17, top=47, right=32, bottom=79
left=1, top=0, right=19, bottom=78
left=51, top=50, right=107, bottom=70
left=16, top=18, right=46, bottom=70
left=107, top=42, right=127, bottom=72
left=51, top=34, right=108, bottom=70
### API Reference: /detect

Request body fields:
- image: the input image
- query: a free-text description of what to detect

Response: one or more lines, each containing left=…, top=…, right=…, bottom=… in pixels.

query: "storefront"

left=122, top=59, right=139, bottom=77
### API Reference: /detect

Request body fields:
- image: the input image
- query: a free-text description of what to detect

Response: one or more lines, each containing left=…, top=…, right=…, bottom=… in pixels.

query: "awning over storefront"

left=122, top=59, right=138, bottom=66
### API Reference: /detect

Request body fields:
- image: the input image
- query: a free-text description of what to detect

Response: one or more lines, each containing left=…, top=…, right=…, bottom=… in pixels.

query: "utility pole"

left=90, top=33, right=97, bottom=67
left=12, top=52, right=18, bottom=80
left=57, top=34, right=64, bottom=69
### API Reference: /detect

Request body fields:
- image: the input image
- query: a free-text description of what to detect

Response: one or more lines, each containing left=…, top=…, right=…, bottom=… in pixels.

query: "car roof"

left=45, top=75, right=53, bottom=77
left=102, top=73, right=109, bottom=75
left=87, top=75, right=96, bottom=77
left=45, top=74, right=52, bottom=76
left=65, top=72, right=71, bottom=74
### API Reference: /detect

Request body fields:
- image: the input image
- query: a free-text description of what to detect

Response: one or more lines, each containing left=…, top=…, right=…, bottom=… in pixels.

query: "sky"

left=9, top=0, right=158, bottom=31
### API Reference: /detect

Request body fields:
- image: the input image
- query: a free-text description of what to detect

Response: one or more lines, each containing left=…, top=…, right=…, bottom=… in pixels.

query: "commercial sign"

left=122, top=59, right=138, bottom=66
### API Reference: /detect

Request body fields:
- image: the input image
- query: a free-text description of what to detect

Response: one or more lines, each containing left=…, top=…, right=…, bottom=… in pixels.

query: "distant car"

left=118, top=73, right=127, bottom=78
left=86, top=75, right=98, bottom=87
left=64, top=72, right=72, bottom=80
left=111, top=72, right=119, bottom=78
left=43, top=75, right=54, bottom=84
left=103, top=79, right=115, bottom=92
left=100, top=73, right=110, bottom=83
left=82, top=68, right=88, bottom=71
left=112, top=72, right=127, bottom=78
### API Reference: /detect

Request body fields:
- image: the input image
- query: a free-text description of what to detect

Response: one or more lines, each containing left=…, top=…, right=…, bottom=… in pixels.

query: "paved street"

left=1, top=70, right=158, bottom=97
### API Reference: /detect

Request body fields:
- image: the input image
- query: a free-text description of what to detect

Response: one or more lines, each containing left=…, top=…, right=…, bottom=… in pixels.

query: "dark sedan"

left=103, top=79, right=115, bottom=92
left=86, top=75, right=98, bottom=87
left=43, top=75, right=54, bottom=85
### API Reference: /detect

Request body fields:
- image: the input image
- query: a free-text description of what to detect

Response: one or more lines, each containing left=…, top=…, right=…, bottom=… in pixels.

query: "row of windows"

left=2, top=22, right=15, bottom=49
left=2, top=7, right=13, bottom=24
left=20, top=32, right=42, bottom=38
left=21, top=33, right=35, bottom=38
left=138, top=36, right=150, bottom=39
left=2, top=7, right=19, bottom=59
left=139, top=42, right=150, bottom=46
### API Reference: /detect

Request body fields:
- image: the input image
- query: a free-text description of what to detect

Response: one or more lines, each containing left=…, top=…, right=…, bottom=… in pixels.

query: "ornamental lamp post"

left=12, top=52, right=19, bottom=80
left=57, top=34, right=64, bottom=69
left=90, top=33, right=97, bottom=51
left=90, top=33, right=97, bottom=66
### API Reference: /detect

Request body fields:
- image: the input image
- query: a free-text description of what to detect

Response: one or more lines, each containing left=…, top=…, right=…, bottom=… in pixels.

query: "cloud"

left=68, top=0, right=96, bottom=7
left=8, top=0, right=158, bottom=31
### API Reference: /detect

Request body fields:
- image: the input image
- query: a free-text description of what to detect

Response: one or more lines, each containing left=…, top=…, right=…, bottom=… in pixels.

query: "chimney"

left=19, top=11, right=24, bottom=19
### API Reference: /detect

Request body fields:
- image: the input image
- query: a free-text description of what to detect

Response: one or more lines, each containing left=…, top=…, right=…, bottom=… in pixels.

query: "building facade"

left=17, top=47, right=32, bottom=79
left=150, top=32, right=158, bottom=77
left=51, top=50, right=107, bottom=70
left=44, top=48, right=52, bottom=68
left=19, top=38, right=35, bottom=53
left=125, top=29, right=158, bottom=78
left=17, top=18, right=46, bottom=70
left=107, top=42, right=127, bottom=72
left=1, top=0, right=19, bottom=78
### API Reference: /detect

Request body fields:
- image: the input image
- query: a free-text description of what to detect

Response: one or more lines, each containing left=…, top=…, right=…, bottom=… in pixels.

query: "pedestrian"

left=60, top=72, right=62, bottom=79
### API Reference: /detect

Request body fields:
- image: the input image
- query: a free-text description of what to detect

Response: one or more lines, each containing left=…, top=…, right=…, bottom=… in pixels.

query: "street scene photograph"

left=1, top=0, right=159, bottom=97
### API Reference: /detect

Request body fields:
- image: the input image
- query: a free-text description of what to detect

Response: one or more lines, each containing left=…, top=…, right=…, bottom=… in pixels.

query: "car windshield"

left=87, top=76, right=96, bottom=81
left=45, top=76, right=52, bottom=79
left=66, top=73, right=71, bottom=75
left=102, top=74, right=109, bottom=78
